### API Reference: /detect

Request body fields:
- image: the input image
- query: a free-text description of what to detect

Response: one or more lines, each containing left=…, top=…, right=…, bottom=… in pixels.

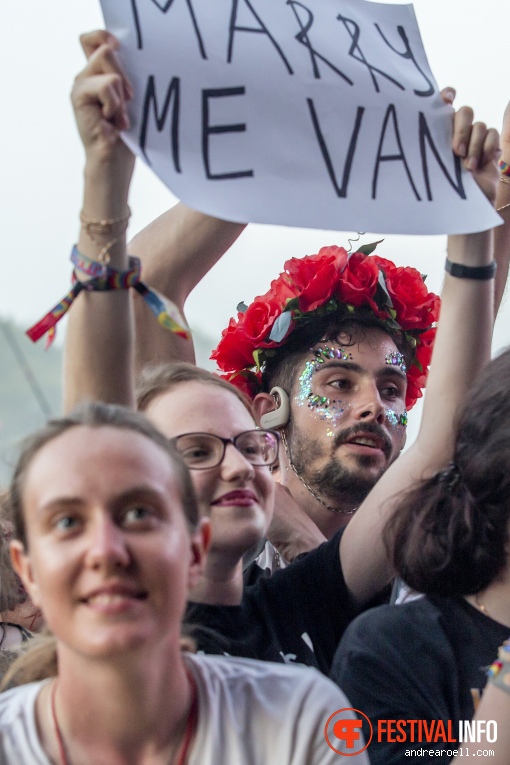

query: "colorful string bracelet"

left=26, top=246, right=190, bottom=347
left=486, top=638, right=510, bottom=697
left=499, top=159, right=510, bottom=185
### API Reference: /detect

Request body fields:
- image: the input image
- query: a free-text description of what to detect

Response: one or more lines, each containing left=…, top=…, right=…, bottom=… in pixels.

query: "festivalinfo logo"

left=324, top=709, right=497, bottom=757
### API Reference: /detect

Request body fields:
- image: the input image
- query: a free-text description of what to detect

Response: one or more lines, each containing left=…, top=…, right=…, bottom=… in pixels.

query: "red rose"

left=242, top=294, right=283, bottom=344
left=337, top=252, right=379, bottom=308
left=415, top=327, right=436, bottom=371
left=404, top=328, right=436, bottom=409
left=262, top=274, right=295, bottom=310
left=211, top=316, right=256, bottom=372
left=374, top=259, right=440, bottom=331
left=284, top=246, right=348, bottom=312
left=405, top=369, right=424, bottom=410
left=217, top=371, right=262, bottom=400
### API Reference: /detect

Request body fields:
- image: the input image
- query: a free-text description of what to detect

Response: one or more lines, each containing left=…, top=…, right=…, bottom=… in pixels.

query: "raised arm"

left=495, top=100, right=510, bottom=314
left=129, top=204, right=246, bottom=373
left=64, top=36, right=136, bottom=412
left=341, top=109, right=500, bottom=606
left=64, top=31, right=246, bottom=412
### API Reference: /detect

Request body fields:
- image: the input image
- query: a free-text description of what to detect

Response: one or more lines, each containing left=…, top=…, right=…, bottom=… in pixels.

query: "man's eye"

left=382, top=386, right=401, bottom=398
left=329, top=378, right=350, bottom=390
left=124, top=506, right=152, bottom=525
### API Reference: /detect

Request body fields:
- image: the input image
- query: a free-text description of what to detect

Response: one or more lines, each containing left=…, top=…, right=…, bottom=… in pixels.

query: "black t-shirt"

left=185, top=530, right=359, bottom=675
left=331, top=595, right=509, bottom=764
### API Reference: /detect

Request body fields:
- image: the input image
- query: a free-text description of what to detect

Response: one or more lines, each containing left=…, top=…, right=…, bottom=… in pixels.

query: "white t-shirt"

left=0, top=653, right=369, bottom=764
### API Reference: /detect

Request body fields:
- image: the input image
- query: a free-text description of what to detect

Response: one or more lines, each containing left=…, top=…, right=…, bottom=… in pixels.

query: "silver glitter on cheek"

left=294, top=346, right=350, bottom=436
left=385, top=408, right=408, bottom=428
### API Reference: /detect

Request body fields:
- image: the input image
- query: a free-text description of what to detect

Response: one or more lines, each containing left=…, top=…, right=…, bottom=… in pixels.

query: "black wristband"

left=445, top=259, right=496, bottom=280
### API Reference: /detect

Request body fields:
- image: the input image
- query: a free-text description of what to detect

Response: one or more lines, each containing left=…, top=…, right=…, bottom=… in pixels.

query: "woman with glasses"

left=135, top=362, right=350, bottom=674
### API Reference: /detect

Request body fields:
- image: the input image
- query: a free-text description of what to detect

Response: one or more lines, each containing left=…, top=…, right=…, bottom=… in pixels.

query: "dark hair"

left=262, top=312, right=415, bottom=395
left=7, top=402, right=199, bottom=548
left=385, top=348, right=510, bottom=595
left=136, top=361, right=254, bottom=417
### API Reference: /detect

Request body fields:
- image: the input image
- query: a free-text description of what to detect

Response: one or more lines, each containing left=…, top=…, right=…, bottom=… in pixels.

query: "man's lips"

left=211, top=490, right=258, bottom=507
left=344, top=433, right=386, bottom=450
left=336, top=429, right=391, bottom=458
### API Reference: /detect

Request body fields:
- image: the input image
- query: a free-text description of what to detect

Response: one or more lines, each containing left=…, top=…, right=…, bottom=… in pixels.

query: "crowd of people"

left=1, top=26, right=510, bottom=765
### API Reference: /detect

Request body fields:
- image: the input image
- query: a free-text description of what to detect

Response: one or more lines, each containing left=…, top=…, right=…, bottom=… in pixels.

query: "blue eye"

left=55, top=516, right=78, bottom=531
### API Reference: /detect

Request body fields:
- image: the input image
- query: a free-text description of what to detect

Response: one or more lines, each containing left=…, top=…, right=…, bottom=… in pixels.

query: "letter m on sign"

left=139, top=75, right=181, bottom=172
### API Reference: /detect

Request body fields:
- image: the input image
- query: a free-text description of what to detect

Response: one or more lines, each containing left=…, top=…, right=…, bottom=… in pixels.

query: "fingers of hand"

left=501, top=101, right=510, bottom=148
left=98, top=75, right=130, bottom=129
left=72, top=73, right=129, bottom=133
left=479, top=127, right=500, bottom=168
left=80, top=29, right=118, bottom=60
left=78, top=40, right=133, bottom=102
left=440, top=86, right=456, bottom=105
left=452, top=105, right=474, bottom=159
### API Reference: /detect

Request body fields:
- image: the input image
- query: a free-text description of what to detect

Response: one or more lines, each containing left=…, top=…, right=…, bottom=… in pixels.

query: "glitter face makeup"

left=385, top=408, right=408, bottom=428
left=384, top=353, right=407, bottom=427
left=295, top=346, right=352, bottom=437
left=385, top=351, right=407, bottom=373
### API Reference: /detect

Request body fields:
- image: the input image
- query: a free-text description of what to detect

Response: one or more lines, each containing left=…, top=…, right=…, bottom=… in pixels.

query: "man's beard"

left=286, top=421, right=389, bottom=506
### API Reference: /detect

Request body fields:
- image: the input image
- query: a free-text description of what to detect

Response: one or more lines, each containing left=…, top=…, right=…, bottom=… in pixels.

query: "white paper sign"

left=100, top=0, right=500, bottom=235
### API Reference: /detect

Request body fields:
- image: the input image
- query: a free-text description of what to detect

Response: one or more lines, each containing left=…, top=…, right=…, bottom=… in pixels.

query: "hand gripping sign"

left=99, top=0, right=500, bottom=235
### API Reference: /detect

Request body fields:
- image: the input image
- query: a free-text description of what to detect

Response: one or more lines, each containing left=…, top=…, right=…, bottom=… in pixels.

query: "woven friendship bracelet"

left=499, top=159, right=510, bottom=176
left=26, top=246, right=190, bottom=347
left=485, top=639, right=510, bottom=696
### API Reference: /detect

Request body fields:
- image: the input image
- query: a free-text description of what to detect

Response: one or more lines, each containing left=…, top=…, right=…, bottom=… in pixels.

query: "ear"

left=253, top=392, right=275, bottom=425
left=10, top=540, right=42, bottom=609
left=187, top=518, right=211, bottom=591
left=254, top=387, right=290, bottom=430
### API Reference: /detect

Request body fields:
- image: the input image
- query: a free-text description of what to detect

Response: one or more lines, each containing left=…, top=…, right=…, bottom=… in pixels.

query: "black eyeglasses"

left=172, top=429, right=279, bottom=470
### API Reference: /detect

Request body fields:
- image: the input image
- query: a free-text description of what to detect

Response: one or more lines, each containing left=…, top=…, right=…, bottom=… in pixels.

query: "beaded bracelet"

left=26, top=246, right=190, bottom=347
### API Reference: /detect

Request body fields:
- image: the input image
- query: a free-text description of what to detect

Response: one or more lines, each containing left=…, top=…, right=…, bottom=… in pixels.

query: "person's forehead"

left=23, top=426, right=178, bottom=508
left=147, top=381, right=255, bottom=439
left=296, top=327, right=400, bottom=375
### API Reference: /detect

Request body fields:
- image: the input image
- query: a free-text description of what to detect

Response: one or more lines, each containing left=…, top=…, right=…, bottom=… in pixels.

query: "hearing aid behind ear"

left=259, top=386, right=290, bottom=430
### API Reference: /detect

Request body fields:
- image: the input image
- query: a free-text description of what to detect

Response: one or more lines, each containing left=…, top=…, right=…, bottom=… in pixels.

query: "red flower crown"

left=211, top=243, right=441, bottom=409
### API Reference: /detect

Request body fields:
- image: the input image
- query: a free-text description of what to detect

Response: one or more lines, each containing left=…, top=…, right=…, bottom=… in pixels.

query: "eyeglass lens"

left=175, top=431, right=278, bottom=468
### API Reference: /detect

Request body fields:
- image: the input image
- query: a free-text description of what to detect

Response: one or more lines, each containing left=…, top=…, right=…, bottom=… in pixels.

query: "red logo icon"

left=324, top=708, right=373, bottom=756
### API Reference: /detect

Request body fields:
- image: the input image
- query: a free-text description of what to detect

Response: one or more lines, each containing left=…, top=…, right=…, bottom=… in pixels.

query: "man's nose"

left=350, top=384, right=386, bottom=425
